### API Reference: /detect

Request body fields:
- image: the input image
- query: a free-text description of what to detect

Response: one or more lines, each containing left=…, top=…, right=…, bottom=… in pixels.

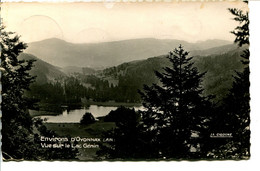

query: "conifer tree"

left=97, top=107, right=143, bottom=159
left=1, top=27, right=38, bottom=159
left=139, top=45, right=212, bottom=159
left=220, top=2, right=249, bottom=158
left=1, top=27, right=78, bottom=160
left=208, top=1, right=250, bottom=159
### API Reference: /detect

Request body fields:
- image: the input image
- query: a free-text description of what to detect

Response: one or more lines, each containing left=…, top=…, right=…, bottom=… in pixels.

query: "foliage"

left=1, top=26, right=38, bottom=159
left=228, top=4, right=249, bottom=47
left=27, top=76, right=87, bottom=109
left=97, top=106, right=144, bottom=159
left=138, top=45, right=213, bottom=159
left=27, top=48, right=244, bottom=105
left=80, top=112, right=96, bottom=125
left=208, top=2, right=250, bottom=159
left=0, top=27, right=78, bottom=160
left=86, top=50, right=243, bottom=104
left=194, top=49, right=245, bottom=104
left=104, top=106, right=136, bottom=122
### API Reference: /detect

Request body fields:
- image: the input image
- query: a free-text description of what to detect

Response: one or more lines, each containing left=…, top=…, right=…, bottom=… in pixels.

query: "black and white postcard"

left=0, top=0, right=250, bottom=161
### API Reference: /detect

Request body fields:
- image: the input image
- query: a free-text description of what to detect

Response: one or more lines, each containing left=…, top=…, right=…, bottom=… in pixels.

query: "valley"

left=18, top=38, right=247, bottom=160
left=21, top=38, right=245, bottom=108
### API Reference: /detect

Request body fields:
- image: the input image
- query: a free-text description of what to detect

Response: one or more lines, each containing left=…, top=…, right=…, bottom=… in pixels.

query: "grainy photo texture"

left=0, top=0, right=250, bottom=161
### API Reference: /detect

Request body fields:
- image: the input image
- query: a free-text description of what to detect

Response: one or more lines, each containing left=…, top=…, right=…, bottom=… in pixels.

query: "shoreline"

left=84, top=101, right=142, bottom=107
left=29, top=102, right=142, bottom=117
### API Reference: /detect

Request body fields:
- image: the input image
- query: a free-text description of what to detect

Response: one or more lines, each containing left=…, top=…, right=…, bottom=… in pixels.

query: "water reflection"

left=62, top=110, right=68, bottom=117
left=39, top=105, right=143, bottom=123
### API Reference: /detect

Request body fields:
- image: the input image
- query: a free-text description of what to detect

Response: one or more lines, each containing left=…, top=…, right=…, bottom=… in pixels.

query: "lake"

left=39, top=105, right=144, bottom=123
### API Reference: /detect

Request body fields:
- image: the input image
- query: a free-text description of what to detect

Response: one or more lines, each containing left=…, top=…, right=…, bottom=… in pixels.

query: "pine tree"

left=226, top=2, right=250, bottom=158
left=229, top=2, right=249, bottom=47
left=139, top=45, right=212, bottom=159
left=1, top=27, right=79, bottom=160
left=1, top=26, right=38, bottom=159
left=208, top=1, right=250, bottom=159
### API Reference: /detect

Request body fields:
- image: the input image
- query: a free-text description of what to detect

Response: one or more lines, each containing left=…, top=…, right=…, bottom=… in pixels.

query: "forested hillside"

left=19, top=53, right=66, bottom=84
left=24, top=45, right=244, bottom=105
left=99, top=47, right=245, bottom=103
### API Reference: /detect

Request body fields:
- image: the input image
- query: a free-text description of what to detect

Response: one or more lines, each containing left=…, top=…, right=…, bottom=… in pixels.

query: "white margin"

left=1, top=0, right=260, bottom=171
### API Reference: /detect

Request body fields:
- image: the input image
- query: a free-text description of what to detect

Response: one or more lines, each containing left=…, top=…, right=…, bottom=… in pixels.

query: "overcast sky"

left=1, top=1, right=248, bottom=44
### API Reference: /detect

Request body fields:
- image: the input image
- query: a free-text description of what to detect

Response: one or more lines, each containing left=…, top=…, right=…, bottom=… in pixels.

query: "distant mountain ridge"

left=100, top=46, right=245, bottom=102
left=19, top=53, right=66, bottom=84
left=21, top=43, right=244, bottom=103
left=25, top=38, right=233, bottom=68
left=191, top=44, right=238, bottom=56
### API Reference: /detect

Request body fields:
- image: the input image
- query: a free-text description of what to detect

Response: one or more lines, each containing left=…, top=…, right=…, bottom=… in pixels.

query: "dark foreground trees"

left=1, top=27, right=38, bottom=159
left=97, top=46, right=213, bottom=160
left=95, top=3, right=250, bottom=159
left=208, top=2, right=250, bottom=159
left=225, top=2, right=250, bottom=158
left=97, top=44, right=249, bottom=160
left=1, top=27, right=78, bottom=160
left=80, top=112, right=96, bottom=125
left=139, top=45, right=213, bottom=159
left=97, top=106, right=143, bottom=159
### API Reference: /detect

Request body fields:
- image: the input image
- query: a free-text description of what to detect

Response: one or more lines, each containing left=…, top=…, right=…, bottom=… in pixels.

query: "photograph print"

left=0, top=0, right=250, bottom=161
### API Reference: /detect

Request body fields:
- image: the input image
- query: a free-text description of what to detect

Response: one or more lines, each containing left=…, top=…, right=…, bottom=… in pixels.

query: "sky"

left=1, top=1, right=248, bottom=44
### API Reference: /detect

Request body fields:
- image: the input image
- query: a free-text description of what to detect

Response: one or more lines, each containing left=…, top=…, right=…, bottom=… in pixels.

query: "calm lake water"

left=39, top=105, right=144, bottom=123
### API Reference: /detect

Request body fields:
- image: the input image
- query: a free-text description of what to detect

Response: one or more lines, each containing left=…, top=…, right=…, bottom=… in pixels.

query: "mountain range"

left=25, top=38, right=234, bottom=68
left=19, top=53, right=66, bottom=84
left=21, top=38, right=245, bottom=102
left=100, top=47, right=244, bottom=102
